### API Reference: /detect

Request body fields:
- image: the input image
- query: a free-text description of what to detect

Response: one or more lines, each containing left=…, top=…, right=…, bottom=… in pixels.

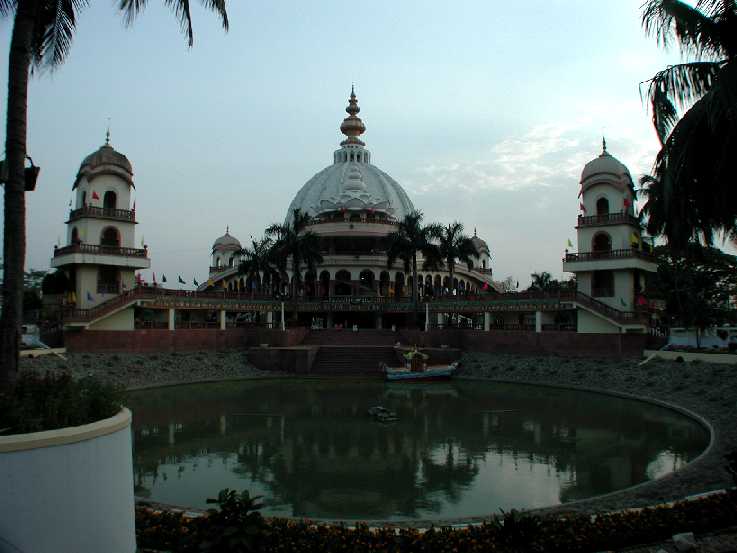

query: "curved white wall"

left=0, top=409, right=136, bottom=553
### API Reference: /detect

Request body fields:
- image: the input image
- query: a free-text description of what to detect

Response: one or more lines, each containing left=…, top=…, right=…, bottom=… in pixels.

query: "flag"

left=623, top=197, right=631, bottom=209
left=566, top=239, right=573, bottom=248
left=178, top=275, right=186, bottom=284
left=482, top=282, right=489, bottom=291
left=92, top=190, right=100, bottom=200
left=579, top=202, right=586, bottom=213
left=630, top=232, right=640, bottom=246
left=222, top=279, right=227, bottom=288
left=620, top=298, right=627, bottom=307
left=207, top=278, right=214, bottom=288
left=162, top=274, right=167, bottom=283
left=135, top=273, right=143, bottom=285
left=193, top=277, right=199, bottom=286
left=87, top=291, right=94, bottom=302
left=140, top=235, right=145, bottom=248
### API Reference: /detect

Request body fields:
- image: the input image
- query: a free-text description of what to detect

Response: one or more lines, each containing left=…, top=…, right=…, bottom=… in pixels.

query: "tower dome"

left=73, top=133, right=134, bottom=188
left=580, top=138, right=634, bottom=193
left=285, top=88, right=415, bottom=224
left=212, top=228, right=242, bottom=252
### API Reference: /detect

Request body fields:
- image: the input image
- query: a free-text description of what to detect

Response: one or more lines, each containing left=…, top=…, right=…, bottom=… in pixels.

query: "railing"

left=210, top=265, right=235, bottom=273
left=564, top=248, right=655, bottom=263
left=68, top=206, right=135, bottom=223
left=307, top=216, right=399, bottom=227
left=577, top=211, right=639, bottom=227
left=53, top=243, right=148, bottom=258
left=61, top=285, right=650, bottom=326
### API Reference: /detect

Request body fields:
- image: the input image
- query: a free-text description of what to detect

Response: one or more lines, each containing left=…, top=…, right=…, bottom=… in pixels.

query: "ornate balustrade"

left=54, top=243, right=148, bottom=258
left=576, top=211, right=639, bottom=227
left=68, top=206, right=135, bottom=223
left=564, top=248, right=654, bottom=263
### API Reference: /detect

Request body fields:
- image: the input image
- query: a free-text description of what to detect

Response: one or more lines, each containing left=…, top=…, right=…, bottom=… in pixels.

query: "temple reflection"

left=129, top=380, right=707, bottom=520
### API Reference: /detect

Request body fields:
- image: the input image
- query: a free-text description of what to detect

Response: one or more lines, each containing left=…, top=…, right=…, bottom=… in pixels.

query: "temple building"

left=50, top=91, right=658, bottom=342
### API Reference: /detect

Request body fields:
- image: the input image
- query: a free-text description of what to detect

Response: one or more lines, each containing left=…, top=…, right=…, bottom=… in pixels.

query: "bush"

left=0, top=372, right=125, bottom=435
left=136, top=489, right=737, bottom=553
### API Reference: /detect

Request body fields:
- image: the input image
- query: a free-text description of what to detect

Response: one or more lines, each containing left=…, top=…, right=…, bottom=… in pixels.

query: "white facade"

left=51, top=138, right=149, bottom=310
left=563, top=141, right=657, bottom=332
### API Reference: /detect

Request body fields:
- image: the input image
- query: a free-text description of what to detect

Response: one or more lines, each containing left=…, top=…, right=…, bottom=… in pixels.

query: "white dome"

left=212, top=230, right=241, bottom=252
left=580, top=140, right=634, bottom=193
left=285, top=89, right=415, bottom=224
left=286, top=160, right=415, bottom=224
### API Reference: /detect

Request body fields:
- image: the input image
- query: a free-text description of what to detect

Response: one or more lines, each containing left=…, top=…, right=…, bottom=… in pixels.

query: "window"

left=71, top=227, right=80, bottom=244
left=596, top=197, right=609, bottom=216
left=103, top=191, right=117, bottom=210
left=100, top=227, right=120, bottom=247
left=592, top=232, right=612, bottom=253
left=97, top=267, right=120, bottom=294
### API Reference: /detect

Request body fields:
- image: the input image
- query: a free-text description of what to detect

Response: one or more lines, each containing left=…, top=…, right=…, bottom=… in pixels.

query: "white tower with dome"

left=51, top=134, right=150, bottom=313
left=563, top=140, right=657, bottom=333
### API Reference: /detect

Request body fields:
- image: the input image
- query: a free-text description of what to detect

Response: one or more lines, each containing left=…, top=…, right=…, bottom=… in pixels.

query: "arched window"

left=335, top=270, right=352, bottom=296
left=596, top=197, right=609, bottom=216
left=100, top=227, right=120, bottom=247
left=229, top=257, right=234, bottom=267
left=71, top=227, right=80, bottom=244
left=81, top=191, right=87, bottom=207
left=359, top=269, right=375, bottom=293
left=395, top=272, right=405, bottom=299
left=103, top=191, right=117, bottom=210
left=379, top=271, right=390, bottom=296
left=97, top=267, right=120, bottom=294
left=592, top=232, right=612, bottom=253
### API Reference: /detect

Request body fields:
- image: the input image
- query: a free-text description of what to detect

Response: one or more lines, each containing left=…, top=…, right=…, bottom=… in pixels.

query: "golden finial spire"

left=340, top=86, right=366, bottom=147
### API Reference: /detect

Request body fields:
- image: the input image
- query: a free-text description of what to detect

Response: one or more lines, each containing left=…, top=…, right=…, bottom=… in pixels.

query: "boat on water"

left=382, top=361, right=458, bottom=382
left=367, top=406, right=399, bottom=423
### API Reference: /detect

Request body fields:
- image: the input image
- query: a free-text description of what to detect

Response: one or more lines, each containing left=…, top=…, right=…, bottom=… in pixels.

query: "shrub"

left=0, top=372, right=125, bottom=435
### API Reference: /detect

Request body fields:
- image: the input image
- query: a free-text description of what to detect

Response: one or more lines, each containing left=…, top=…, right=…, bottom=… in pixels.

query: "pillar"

left=436, top=313, right=445, bottom=329
left=219, top=309, right=226, bottom=330
left=484, top=312, right=491, bottom=331
left=168, top=308, right=175, bottom=330
left=535, top=310, right=542, bottom=333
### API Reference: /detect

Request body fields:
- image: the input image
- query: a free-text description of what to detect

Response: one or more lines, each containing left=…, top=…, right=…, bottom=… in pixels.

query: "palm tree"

left=436, top=222, right=479, bottom=294
left=386, top=210, right=442, bottom=312
left=265, top=209, right=324, bottom=299
left=0, top=0, right=228, bottom=386
left=238, top=237, right=277, bottom=297
left=640, top=0, right=737, bottom=250
left=528, top=271, right=558, bottom=292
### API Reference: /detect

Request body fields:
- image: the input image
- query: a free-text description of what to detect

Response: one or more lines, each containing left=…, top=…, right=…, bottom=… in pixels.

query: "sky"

left=1, top=0, right=727, bottom=288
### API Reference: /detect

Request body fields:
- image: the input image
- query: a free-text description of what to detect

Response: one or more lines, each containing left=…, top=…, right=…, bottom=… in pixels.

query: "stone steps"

left=310, top=346, right=397, bottom=374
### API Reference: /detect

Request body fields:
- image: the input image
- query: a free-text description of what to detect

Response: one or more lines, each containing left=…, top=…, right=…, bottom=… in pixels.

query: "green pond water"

left=128, top=379, right=709, bottom=521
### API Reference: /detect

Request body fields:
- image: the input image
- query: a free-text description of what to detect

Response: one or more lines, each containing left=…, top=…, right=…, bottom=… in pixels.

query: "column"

left=168, top=308, right=175, bottom=330
left=484, top=312, right=491, bottom=331
left=535, top=310, right=542, bottom=333
left=219, top=309, right=226, bottom=330
left=436, top=313, right=445, bottom=329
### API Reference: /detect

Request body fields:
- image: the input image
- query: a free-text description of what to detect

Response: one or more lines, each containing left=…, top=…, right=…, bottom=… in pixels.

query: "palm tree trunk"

left=412, top=253, right=418, bottom=326
left=1, top=0, right=38, bottom=388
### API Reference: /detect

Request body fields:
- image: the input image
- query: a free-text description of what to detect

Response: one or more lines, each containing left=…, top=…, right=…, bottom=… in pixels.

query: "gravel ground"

left=19, top=350, right=279, bottom=389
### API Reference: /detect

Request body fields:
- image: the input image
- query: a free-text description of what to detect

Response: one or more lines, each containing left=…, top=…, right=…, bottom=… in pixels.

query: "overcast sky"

left=1, top=1, right=728, bottom=288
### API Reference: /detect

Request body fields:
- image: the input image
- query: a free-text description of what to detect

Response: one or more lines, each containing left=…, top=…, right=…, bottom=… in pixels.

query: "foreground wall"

left=64, top=327, right=307, bottom=353
left=0, top=409, right=135, bottom=553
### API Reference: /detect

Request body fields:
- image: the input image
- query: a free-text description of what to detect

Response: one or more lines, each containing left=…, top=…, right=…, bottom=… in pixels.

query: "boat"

left=382, top=361, right=458, bottom=382
left=367, top=406, right=399, bottom=423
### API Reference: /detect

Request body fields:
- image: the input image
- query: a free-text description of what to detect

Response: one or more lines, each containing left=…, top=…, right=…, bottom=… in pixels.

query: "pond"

left=128, top=379, right=709, bottom=521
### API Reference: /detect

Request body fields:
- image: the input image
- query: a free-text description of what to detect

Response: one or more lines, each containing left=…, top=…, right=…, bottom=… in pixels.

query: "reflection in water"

left=128, top=380, right=708, bottom=520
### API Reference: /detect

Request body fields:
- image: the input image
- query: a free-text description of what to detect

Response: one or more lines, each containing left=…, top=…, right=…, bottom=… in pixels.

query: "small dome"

left=580, top=139, right=633, bottom=191
left=212, top=229, right=242, bottom=252
left=471, top=229, right=489, bottom=253
left=73, top=141, right=134, bottom=189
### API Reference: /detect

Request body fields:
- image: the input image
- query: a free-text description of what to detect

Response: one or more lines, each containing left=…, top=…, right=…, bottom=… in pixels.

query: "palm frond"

left=0, top=0, right=17, bottom=17
left=642, top=0, right=726, bottom=58
left=31, top=0, right=90, bottom=69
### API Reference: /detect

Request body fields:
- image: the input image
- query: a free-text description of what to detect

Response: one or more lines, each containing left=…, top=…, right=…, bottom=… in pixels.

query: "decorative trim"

left=0, top=408, right=131, bottom=453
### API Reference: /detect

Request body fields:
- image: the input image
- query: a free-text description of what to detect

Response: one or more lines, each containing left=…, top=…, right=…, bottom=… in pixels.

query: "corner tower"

left=562, top=140, right=657, bottom=332
left=51, top=134, right=150, bottom=309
